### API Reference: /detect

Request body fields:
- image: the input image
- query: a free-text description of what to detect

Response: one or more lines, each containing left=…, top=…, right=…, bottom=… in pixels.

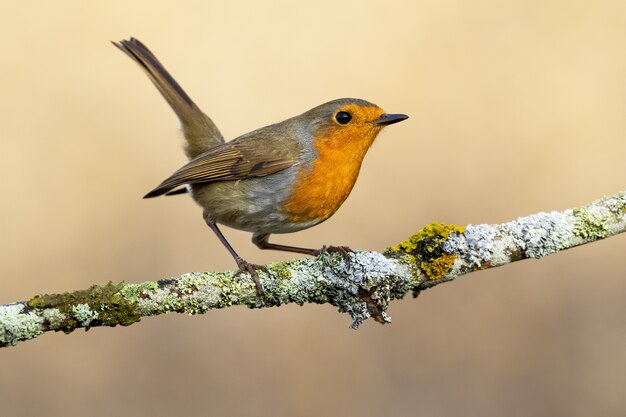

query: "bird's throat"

left=282, top=129, right=378, bottom=223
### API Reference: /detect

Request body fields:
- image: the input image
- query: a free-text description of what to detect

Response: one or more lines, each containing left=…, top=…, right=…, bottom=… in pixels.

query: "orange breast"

left=282, top=128, right=377, bottom=223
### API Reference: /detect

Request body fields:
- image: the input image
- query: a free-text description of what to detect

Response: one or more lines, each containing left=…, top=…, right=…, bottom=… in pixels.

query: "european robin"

left=114, top=38, right=408, bottom=293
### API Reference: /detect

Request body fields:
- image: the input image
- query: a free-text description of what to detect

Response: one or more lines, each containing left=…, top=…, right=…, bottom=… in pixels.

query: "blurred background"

left=1, top=1, right=625, bottom=416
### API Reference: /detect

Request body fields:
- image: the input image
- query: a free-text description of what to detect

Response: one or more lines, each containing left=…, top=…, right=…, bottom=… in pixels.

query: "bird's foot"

left=317, top=245, right=354, bottom=264
left=234, top=257, right=267, bottom=295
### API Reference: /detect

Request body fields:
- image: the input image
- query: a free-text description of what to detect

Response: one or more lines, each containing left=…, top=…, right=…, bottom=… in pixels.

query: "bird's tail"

left=113, top=38, right=224, bottom=159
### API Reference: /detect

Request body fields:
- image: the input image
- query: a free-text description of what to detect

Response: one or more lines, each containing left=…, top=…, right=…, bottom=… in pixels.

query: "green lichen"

left=119, top=281, right=159, bottom=304
left=212, top=272, right=258, bottom=308
left=27, top=282, right=141, bottom=333
left=177, top=273, right=206, bottom=295
left=392, top=222, right=465, bottom=280
left=132, top=271, right=259, bottom=316
left=268, top=262, right=293, bottom=281
left=573, top=208, right=609, bottom=240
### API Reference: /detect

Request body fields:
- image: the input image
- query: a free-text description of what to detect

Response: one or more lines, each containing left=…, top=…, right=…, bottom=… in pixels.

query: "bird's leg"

left=204, top=211, right=265, bottom=294
left=252, top=234, right=353, bottom=263
left=252, top=233, right=319, bottom=256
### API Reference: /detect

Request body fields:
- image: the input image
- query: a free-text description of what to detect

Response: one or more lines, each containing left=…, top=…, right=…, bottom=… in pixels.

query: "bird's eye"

left=335, top=111, right=352, bottom=125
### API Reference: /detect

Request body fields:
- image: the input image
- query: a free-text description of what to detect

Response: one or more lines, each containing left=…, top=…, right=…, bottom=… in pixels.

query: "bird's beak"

left=373, top=113, right=409, bottom=126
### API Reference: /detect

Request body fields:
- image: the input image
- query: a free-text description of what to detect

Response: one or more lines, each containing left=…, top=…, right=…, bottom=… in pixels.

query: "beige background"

left=1, top=1, right=625, bottom=416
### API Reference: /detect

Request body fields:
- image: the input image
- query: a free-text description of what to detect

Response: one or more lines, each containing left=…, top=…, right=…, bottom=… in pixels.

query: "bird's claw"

left=318, top=245, right=354, bottom=265
left=234, top=257, right=267, bottom=295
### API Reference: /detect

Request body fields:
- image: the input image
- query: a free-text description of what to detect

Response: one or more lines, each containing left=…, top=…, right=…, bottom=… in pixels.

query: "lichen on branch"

left=1, top=191, right=624, bottom=348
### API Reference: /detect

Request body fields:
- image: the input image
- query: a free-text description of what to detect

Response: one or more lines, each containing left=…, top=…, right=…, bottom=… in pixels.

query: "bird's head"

left=300, top=98, right=408, bottom=153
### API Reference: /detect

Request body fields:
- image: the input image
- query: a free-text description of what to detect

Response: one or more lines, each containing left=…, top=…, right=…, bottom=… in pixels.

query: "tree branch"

left=1, top=192, right=624, bottom=348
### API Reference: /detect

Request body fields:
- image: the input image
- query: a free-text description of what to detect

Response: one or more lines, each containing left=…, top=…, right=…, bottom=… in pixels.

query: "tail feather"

left=113, top=38, right=224, bottom=158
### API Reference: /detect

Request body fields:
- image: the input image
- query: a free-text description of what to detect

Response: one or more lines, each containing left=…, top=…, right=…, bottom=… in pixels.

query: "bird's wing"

left=144, top=138, right=299, bottom=198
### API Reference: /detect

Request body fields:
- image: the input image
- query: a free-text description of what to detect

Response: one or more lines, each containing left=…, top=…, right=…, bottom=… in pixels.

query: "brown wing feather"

left=144, top=140, right=298, bottom=198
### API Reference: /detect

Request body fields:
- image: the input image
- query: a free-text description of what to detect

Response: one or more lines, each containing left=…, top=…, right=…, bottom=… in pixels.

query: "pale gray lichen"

left=0, top=304, right=44, bottom=346
left=260, top=257, right=327, bottom=306
left=72, top=303, right=99, bottom=327
left=502, top=211, right=573, bottom=258
left=137, top=287, right=181, bottom=315
left=131, top=272, right=233, bottom=316
left=123, top=253, right=409, bottom=329
left=442, top=224, right=497, bottom=267
left=603, top=194, right=626, bottom=215
left=42, top=308, right=66, bottom=329
left=318, top=251, right=410, bottom=328
left=178, top=274, right=223, bottom=315
left=344, top=303, right=372, bottom=329
left=325, top=251, right=401, bottom=293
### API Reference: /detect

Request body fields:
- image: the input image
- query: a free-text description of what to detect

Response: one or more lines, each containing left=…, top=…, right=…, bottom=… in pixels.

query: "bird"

left=113, top=38, right=408, bottom=294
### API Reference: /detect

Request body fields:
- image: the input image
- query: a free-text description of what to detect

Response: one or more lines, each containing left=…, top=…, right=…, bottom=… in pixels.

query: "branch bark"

left=1, top=192, right=624, bottom=348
